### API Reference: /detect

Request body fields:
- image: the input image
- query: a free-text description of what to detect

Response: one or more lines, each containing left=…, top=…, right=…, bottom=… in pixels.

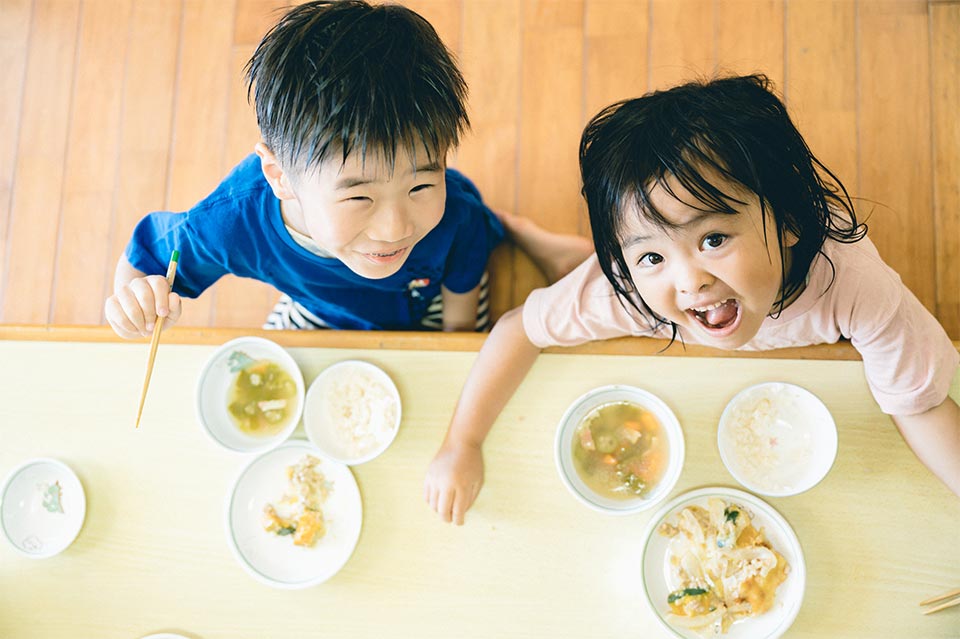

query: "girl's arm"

left=440, top=283, right=481, bottom=332
left=424, top=306, right=542, bottom=524
left=893, top=397, right=960, bottom=498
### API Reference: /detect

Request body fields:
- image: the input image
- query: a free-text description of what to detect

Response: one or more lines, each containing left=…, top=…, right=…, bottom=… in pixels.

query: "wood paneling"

left=716, top=0, right=784, bottom=89
left=1, top=0, right=957, bottom=338
left=165, top=0, right=237, bottom=327
left=931, top=2, right=960, bottom=338
left=457, top=0, right=522, bottom=320
left=0, top=0, right=32, bottom=313
left=516, top=0, right=585, bottom=298
left=786, top=0, right=858, bottom=195
left=52, top=0, right=133, bottom=325
left=584, top=0, right=649, bottom=118
left=859, top=0, right=935, bottom=313
left=105, top=0, right=181, bottom=312
left=233, top=0, right=291, bottom=47
left=2, top=0, right=80, bottom=323
left=649, top=0, right=714, bottom=89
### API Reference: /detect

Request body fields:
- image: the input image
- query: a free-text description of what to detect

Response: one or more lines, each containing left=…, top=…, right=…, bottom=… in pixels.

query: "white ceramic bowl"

left=1, top=458, right=86, bottom=558
left=718, top=382, right=837, bottom=497
left=196, top=337, right=304, bottom=454
left=303, top=360, right=402, bottom=465
left=225, top=439, right=362, bottom=589
left=554, top=385, right=684, bottom=515
left=641, top=487, right=806, bottom=639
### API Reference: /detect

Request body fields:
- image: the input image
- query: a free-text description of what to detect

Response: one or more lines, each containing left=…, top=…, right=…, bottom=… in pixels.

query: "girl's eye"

left=344, top=195, right=371, bottom=203
left=410, top=184, right=434, bottom=194
left=701, top=233, right=727, bottom=250
left=637, top=253, right=663, bottom=267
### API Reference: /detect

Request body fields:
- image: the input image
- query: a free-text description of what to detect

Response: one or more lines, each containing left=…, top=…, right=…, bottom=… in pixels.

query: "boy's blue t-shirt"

left=125, top=154, right=504, bottom=330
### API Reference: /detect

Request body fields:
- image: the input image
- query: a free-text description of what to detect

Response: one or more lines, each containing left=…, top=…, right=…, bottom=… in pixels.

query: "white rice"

left=722, top=387, right=814, bottom=493
left=316, top=367, right=398, bottom=459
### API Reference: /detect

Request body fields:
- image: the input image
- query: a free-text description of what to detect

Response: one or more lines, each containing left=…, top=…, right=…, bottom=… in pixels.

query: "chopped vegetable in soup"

left=227, top=359, right=297, bottom=436
left=572, top=401, right=668, bottom=499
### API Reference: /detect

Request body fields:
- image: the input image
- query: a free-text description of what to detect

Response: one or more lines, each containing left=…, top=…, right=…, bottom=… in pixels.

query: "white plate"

left=225, top=439, right=362, bottom=588
left=140, top=634, right=190, bottom=639
left=0, top=458, right=86, bottom=558
left=718, top=382, right=837, bottom=496
left=641, top=487, right=805, bottom=639
left=554, top=385, right=684, bottom=515
left=196, top=337, right=305, bottom=454
left=303, top=360, right=402, bottom=465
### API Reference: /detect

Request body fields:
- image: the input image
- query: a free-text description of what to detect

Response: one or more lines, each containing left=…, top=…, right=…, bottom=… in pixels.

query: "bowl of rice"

left=717, top=382, right=837, bottom=497
left=303, top=360, right=402, bottom=465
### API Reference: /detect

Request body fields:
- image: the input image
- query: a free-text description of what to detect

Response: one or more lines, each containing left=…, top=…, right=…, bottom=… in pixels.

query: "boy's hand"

left=104, top=275, right=182, bottom=339
left=424, top=439, right=484, bottom=525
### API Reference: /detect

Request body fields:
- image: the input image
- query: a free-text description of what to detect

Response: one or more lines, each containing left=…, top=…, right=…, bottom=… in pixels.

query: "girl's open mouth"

left=687, top=299, right=742, bottom=338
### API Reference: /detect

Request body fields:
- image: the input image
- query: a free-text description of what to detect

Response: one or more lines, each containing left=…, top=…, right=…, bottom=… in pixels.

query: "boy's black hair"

left=245, top=0, right=468, bottom=175
left=579, top=74, right=867, bottom=342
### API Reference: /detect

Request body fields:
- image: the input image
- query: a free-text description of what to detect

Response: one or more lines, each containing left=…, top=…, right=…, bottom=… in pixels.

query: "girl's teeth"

left=692, top=299, right=730, bottom=312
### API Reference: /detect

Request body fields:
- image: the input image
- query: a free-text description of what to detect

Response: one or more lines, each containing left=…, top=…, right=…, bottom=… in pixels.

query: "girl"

left=424, top=75, right=960, bottom=525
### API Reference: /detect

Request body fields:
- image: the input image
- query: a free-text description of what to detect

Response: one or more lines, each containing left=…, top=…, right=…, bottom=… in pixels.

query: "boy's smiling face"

left=258, top=141, right=446, bottom=279
left=619, top=173, right=795, bottom=349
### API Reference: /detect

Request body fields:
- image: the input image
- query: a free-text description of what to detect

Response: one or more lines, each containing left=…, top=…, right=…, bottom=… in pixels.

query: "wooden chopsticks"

left=920, top=586, right=960, bottom=615
left=134, top=249, right=180, bottom=429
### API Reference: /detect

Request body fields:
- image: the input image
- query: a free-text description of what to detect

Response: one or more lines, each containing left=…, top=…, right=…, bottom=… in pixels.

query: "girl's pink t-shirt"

left=522, top=236, right=959, bottom=416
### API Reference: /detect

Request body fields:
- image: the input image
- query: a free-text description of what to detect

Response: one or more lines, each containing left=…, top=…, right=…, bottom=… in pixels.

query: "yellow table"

left=0, top=328, right=957, bottom=639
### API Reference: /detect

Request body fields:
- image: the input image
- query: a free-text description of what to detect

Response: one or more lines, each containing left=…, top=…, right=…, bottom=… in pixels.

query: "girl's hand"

left=424, top=439, right=484, bottom=525
left=104, top=275, right=182, bottom=340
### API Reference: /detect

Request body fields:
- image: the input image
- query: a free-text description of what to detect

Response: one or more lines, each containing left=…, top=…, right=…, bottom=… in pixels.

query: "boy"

left=105, top=0, right=503, bottom=337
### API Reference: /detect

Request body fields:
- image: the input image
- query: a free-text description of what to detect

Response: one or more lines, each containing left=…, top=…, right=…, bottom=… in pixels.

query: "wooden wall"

left=0, top=0, right=957, bottom=338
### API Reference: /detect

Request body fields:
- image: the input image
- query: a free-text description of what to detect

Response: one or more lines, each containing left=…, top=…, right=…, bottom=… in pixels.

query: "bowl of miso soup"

left=555, top=385, right=684, bottom=514
left=196, top=337, right=305, bottom=453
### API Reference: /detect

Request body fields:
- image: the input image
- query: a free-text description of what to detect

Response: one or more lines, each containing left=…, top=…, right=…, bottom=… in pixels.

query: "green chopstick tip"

left=171, top=249, right=180, bottom=262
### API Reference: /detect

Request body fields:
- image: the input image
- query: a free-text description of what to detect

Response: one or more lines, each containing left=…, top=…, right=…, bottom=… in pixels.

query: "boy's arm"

left=440, top=283, right=481, bottom=332
left=893, top=397, right=960, bottom=498
left=424, top=307, right=542, bottom=524
left=104, top=255, right=182, bottom=339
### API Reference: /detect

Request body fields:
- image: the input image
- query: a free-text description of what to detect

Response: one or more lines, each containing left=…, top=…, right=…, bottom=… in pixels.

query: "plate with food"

left=555, top=385, right=684, bottom=514
left=303, top=360, right=402, bottom=465
left=225, top=439, right=362, bottom=588
left=196, top=337, right=305, bottom=453
left=0, top=458, right=85, bottom=558
left=718, top=382, right=837, bottom=496
left=641, top=487, right=805, bottom=638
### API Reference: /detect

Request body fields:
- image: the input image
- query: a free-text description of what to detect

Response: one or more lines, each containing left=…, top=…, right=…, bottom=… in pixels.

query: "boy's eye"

left=345, top=195, right=371, bottom=203
left=637, top=253, right=663, bottom=267
left=410, top=184, right=434, bottom=194
left=701, top=233, right=727, bottom=250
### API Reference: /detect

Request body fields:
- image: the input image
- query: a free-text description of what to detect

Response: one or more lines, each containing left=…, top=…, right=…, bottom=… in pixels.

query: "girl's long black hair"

left=580, top=74, right=866, bottom=342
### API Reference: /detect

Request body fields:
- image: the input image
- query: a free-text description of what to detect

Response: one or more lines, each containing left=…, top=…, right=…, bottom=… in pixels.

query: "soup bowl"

left=196, top=337, right=305, bottom=454
left=555, top=385, right=684, bottom=515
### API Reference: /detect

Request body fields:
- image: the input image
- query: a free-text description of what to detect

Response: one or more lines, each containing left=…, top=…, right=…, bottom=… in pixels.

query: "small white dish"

left=718, top=382, right=837, bottom=497
left=303, top=360, right=402, bottom=465
left=554, top=385, right=684, bottom=515
left=140, top=634, right=190, bottom=639
left=641, top=487, right=806, bottom=639
left=225, top=439, right=362, bottom=589
left=196, top=336, right=305, bottom=454
left=0, top=458, right=85, bottom=558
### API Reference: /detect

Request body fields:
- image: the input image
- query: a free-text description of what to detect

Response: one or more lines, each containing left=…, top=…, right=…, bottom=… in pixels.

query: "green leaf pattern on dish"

left=41, top=481, right=64, bottom=514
